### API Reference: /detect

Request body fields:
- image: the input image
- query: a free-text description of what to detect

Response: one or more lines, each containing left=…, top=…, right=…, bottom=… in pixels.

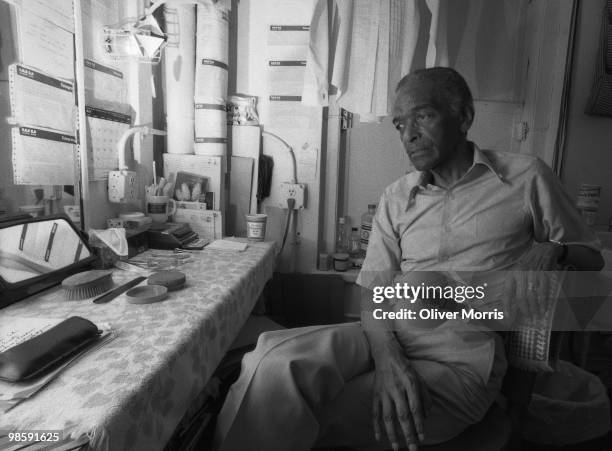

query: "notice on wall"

left=85, top=106, right=131, bottom=181
left=16, top=9, right=74, bottom=80
left=267, top=25, right=309, bottom=46
left=12, top=126, right=76, bottom=185
left=297, top=143, right=318, bottom=182
left=262, top=96, right=318, bottom=130
left=20, top=0, right=74, bottom=32
left=84, top=59, right=127, bottom=109
left=267, top=60, right=306, bottom=97
left=9, top=64, right=76, bottom=134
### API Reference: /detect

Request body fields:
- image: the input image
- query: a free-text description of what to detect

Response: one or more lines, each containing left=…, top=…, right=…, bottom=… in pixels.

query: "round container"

left=19, top=205, right=44, bottom=218
left=333, top=253, right=350, bottom=272
left=119, top=211, right=145, bottom=221
left=126, top=285, right=168, bottom=304
left=148, top=270, right=186, bottom=291
left=246, top=214, right=267, bottom=241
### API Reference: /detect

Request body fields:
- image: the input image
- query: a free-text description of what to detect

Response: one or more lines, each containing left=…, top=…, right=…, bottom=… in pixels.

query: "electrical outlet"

left=279, top=182, right=306, bottom=209
left=108, top=170, right=138, bottom=203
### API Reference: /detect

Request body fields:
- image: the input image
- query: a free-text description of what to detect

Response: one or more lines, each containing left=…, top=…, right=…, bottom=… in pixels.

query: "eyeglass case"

left=0, top=316, right=100, bottom=382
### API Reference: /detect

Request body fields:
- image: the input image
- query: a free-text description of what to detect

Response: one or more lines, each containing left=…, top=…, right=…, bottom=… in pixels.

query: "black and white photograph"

left=1, top=1, right=612, bottom=450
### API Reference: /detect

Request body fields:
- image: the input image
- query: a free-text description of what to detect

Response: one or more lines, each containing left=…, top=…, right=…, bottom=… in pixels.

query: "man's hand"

left=370, top=338, right=430, bottom=451
left=512, top=242, right=564, bottom=318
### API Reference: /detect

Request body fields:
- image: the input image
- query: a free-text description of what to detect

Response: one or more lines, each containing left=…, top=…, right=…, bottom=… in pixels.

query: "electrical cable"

left=278, top=198, right=295, bottom=256
left=261, top=131, right=298, bottom=184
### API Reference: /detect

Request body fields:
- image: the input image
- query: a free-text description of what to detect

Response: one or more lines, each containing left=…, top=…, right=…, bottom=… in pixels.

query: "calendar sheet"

left=84, top=59, right=127, bottom=109
left=12, top=126, right=76, bottom=185
left=85, top=106, right=131, bottom=181
left=9, top=64, right=76, bottom=134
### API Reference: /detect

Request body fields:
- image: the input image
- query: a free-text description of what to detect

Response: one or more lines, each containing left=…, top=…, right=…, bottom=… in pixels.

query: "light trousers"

left=214, top=321, right=507, bottom=451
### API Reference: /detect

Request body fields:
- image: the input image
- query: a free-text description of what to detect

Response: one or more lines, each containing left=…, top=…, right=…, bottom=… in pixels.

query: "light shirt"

left=356, top=144, right=601, bottom=384
left=357, top=144, right=600, bottom=287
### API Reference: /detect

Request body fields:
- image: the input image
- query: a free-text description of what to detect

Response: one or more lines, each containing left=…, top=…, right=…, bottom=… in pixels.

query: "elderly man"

left=214, top=67, right=603, bottom=451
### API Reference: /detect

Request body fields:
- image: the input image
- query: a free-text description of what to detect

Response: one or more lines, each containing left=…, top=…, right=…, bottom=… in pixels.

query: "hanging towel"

left=425, top=0, right=449, bottom=68
left=302, top=0, right=329, bottom=106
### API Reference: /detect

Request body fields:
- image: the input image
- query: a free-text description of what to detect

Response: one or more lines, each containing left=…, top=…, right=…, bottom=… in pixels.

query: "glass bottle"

left=360, top=204, right=377, bottom=254
left=336, top=216, right=348, bottom=253
left=348, top=227, right=361, bottom=259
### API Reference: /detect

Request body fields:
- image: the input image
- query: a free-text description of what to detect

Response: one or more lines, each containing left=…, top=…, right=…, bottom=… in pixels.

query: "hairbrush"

left=61, top=270, right=114, bottom=300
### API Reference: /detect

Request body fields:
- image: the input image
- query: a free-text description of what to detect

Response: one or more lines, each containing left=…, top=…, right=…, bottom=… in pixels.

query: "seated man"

left=214, top=67, right=603, bottom=451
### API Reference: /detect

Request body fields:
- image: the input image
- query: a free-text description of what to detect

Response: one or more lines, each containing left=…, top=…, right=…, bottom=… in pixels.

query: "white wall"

left=237, top=0, right=324, bottom=272
left=341, top=0, right=529, bottom=233
left=561, top=0, right=612, bottom=227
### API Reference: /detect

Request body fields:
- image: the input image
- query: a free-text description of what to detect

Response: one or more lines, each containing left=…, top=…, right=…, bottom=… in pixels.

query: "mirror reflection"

left=0, top=218, right=91, bottom=283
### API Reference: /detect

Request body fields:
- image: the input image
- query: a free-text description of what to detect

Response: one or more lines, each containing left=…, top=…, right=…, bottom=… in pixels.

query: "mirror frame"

left=0, top=213, right=97, bottom=309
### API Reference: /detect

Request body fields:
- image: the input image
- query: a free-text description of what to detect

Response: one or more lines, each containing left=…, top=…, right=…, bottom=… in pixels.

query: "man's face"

left=392, top=81, right=466, bottom=172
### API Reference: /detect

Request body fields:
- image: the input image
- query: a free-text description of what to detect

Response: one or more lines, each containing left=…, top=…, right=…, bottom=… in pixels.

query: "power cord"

left=278, top=198, right=295, bottom=256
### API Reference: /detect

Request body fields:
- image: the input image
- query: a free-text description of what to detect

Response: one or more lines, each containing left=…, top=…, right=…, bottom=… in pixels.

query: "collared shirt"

left=357, top=144, right=601, bottom=288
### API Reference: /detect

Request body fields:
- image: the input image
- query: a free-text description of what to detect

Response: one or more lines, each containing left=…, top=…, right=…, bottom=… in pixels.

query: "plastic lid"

left=148, top=270, right=186, bottom=291
left=333, top=253, right=349, bottom=260
left=126, top=285, right=168, bottom=304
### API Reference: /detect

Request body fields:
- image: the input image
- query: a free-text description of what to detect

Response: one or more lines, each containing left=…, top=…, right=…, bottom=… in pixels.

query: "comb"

left=61, top=270, right=114, bottom=300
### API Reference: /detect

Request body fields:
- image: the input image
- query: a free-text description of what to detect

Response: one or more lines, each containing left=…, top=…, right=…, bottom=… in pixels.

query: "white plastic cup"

left=245, top=214, right=267, bottom=241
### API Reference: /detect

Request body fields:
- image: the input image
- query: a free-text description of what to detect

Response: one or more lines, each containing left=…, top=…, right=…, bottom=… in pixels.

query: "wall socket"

left=279, top=182, right=306, bottom=209
left=108, top=170, right=138, bottom=203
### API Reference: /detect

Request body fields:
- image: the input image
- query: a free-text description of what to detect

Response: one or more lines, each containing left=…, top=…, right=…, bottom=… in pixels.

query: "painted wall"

left=561, top=0, right=612, bottom=228
left=237, top=0, right=324, bottom=272
left=342, top=0, right=528, bottom=233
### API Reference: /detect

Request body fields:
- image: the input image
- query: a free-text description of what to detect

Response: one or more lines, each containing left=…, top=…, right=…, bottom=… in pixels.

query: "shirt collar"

left=407, top=143, right=506, bottom=205
left=472, top=144, right=505, bottom=184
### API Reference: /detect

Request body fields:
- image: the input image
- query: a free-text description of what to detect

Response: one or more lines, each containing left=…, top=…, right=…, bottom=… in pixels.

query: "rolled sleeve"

left=529, top=159, right=601, bottom=251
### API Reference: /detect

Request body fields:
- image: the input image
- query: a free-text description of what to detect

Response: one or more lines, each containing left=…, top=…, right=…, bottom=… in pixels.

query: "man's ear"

left=460, top=107, right=474, bottom=134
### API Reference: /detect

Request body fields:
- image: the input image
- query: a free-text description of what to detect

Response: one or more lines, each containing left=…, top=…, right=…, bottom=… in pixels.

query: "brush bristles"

left=64, top=277, right=114, bottom=301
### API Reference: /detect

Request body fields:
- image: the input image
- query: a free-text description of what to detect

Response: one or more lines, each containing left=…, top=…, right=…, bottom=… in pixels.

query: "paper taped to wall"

left=9, top=64, right=76, bottom=134
left=12, top=126, right=76, bottom=185
left=16, top=8, right=74, bottom=80
left=19, top=0, right=74, bottom=32
left=84, top=59, right=127, bottom=109
left=85, top=106, right=131, bottom=181
left=267, top=25, right=310, bottom=46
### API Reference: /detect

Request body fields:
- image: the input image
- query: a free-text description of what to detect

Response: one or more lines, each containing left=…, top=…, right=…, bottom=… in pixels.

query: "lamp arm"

left=117, top=125, right=167, bottom=171
left=262, top=130, right=298, bottom=184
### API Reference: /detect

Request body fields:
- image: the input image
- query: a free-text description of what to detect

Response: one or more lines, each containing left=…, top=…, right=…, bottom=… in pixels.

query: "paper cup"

left=245, top=214, right=267, bottom=241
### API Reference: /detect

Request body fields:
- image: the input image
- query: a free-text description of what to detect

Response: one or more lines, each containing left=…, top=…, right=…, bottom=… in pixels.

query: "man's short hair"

left=396, top=67, right=474, bottom=123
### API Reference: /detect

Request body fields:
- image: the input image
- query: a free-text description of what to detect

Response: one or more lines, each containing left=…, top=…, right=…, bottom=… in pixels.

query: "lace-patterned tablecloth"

left=0, top=241, right=276, bottom=450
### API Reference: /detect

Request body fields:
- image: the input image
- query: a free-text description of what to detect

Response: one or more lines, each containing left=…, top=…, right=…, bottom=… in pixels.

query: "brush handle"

left=93, top=276, right=147, bottom=304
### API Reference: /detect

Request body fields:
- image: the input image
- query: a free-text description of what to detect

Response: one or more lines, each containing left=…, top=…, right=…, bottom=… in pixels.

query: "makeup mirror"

left=0, top=214, right=97, bottom=308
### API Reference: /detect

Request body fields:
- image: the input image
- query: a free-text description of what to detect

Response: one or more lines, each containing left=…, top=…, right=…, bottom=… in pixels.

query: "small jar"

left=318, top=252, right=331, bottom=271
left=333, top=253, right=350, bottom=272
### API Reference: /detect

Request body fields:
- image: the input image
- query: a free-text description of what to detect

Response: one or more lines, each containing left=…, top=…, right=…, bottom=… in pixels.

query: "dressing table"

left=0, top=240, right=276, bottom=450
